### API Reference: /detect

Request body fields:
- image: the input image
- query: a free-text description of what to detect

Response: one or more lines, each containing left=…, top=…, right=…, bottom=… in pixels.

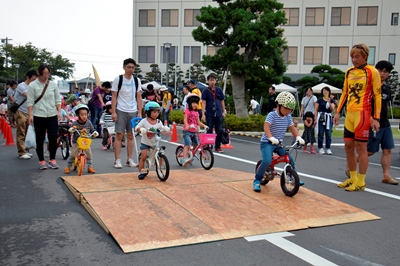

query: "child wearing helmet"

left=134, top=101, right=170, bottom=180
left=64, top=104, right=98, bottom=174
left=181, top=93, right=208, bottom=167
left=253, top=91, right=305, bottom=192
left=99, top=101, right=115, bottom=150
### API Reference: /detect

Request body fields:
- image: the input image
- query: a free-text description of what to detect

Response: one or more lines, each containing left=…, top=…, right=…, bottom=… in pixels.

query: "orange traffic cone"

left=221, top=142, right=234, bottom=149
left=0, top=116, right=3, bottom=134
left=171, top=122, right=178, bottom=142
left=2, top=122, right=8, bottom=139
left=4, top=124, right=16, bottom=145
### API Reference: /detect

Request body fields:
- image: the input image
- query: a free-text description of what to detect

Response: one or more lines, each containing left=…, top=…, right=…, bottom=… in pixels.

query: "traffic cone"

left=171, top=122, right=178, bottom=142
left=4, top=124, right=15, bottom=145
left=0, top=116, right=3, bottom=134
left=2, top=122, right=8, bottom=139
left=221, top=141, right=234, bottom=149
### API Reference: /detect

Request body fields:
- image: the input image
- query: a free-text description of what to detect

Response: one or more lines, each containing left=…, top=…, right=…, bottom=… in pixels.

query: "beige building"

left=132, top=0, right=400, bottom=76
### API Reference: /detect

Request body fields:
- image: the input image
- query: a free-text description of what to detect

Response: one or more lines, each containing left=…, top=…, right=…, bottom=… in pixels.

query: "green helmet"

left=275, top=91, right=296, bottom=109
left=66, top=94, right=76, bottom=103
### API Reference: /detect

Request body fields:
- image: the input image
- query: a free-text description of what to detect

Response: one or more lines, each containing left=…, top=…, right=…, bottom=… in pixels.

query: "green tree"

left=192, top=0, right=287, bottom=117
left=387, top=70, right=400, bottom=106
left=0, top=42, right=74, bottom=81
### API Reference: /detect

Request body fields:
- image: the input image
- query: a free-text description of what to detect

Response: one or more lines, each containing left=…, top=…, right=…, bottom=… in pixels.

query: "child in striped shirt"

left=100, top=101, right=115, bottom=150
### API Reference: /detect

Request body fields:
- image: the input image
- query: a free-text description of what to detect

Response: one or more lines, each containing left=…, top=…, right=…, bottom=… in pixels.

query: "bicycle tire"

left=200, top=147, right=214, bottom=170
left=280, top=165, right=300, bottom=197
left=255, top=160, right=269, bottom=185
left=77, top=154, right=86, bottom=176
left=60, top=136, right=69, bottom=160
left=175, top=146, right=184, bottom=166
left=156, top=154, right=169, bottom=181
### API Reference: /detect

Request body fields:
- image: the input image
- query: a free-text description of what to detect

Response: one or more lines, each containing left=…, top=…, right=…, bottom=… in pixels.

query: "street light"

left=15, top=64, right=20, bottom=83
left=163, top=42, right=172, bottom=87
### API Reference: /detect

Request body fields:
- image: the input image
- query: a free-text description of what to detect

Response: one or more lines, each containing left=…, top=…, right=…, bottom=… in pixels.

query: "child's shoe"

left=303, top=146, right=308, bottom=153
left=102, top=145, right=107, bottom=150
left=253, top=180, right=261, bottom=192
left=64, top=166, right=71, bottom=174
left=88, top=166, right=96, bottom=174
left=182, top=158, right=191, bottom=167
left=138, top=173, right=147, bottom=180
left=310, top=146, right=316, bottom=154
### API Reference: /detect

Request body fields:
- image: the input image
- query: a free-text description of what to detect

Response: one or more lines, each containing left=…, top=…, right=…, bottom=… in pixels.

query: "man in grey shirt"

left=7, top=80, right=17, bottom=127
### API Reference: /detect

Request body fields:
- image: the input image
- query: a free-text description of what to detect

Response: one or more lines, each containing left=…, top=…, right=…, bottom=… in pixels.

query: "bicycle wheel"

left=60, top=136, right=69, bottom=160
left=255, top=160, right=270, bottom=185
left=77, top=154, right=86, bottom=176
left=175, top=146, right=184, bottom=166
left=280, top=165, right=300, bottom=197
left=156, top=154, right=169, bottom=182
left=200, top=147, right=214, bottom=170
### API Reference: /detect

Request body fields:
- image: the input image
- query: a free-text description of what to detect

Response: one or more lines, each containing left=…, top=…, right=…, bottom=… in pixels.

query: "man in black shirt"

left=266, top=86, right=277, bottom=113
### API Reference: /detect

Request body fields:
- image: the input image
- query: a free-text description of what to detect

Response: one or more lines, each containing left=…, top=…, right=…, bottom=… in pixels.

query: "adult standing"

left=111, top=58, right=143, bottom=169
left=7, top=81, right=17, bottom=127
left=299, top=87, right=317, bottom=121
left=181, top=85, right=190, bottom=110
left=314, top=87, right=335, bottom=155
left=14, top=70, right=38, bottom=159
left=201, top=73, right=227, bottom=153
left=27, top=64, right=62, bottom=170
left=334, top=43, right=381, bottom=192
left=160, top=86, right=172, bottom=126
left=189, top=79, right=203, bottom=119
left=266, top=86, right=277, bottom=113
left=90, top=82, right=110, bottom=132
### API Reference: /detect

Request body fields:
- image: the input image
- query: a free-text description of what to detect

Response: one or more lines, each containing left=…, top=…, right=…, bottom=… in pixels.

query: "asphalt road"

left=1, top=128, right=400, bottom=266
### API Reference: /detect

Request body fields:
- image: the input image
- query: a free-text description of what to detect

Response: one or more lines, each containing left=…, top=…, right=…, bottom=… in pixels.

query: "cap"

left=84, top=88, right=91, bottom=93
left=189, top=79, right=196, bottom=84
left=159, top=86, right=168, bottom=91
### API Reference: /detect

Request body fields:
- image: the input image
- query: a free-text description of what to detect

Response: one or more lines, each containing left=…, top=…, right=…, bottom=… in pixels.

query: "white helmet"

left=275, top=91, right=296, bottom=109
left=84, top=88, right=91, bottom=94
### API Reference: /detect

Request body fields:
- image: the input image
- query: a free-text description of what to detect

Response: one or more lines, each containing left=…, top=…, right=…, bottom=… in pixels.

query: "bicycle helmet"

left=186, top=93, right=200, bottom=107
left=104, top=101, right=112, bottom=111
left=66, top=94, right=76, bottom=103
left=275, top=91, right=296, bottom=109
left=144, top=101, right=160, bottom=117
left=74, top=104, right=89, bottom=116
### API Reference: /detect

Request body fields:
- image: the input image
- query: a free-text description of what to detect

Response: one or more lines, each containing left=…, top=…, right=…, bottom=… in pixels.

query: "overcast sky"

left=0, top=0, right=133, bottom=81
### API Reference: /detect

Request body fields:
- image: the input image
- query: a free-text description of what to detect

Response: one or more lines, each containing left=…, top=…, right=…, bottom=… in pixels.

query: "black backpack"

left=117, top=74, right=139, bottom=99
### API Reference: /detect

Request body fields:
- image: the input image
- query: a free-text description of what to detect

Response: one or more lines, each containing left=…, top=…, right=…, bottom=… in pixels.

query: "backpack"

left=117, top=74, right=139, bottom=99
left=221, top=119, right=230, bottom=145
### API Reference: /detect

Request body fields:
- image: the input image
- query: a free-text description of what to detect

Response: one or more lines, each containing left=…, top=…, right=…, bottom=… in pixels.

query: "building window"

left=392, top=13, right=399, bottom=25
left=367, top=46, right=376, bottom=65
left=161, top=46, right=177, bottom=64
left=282, top=8, right=299, bottom=26
left=304, top=47, right=323, bottom=64
left=184, top=9, right=201, bottom=27
left=305, top=8, right=325, bottom=26
left=207, top=46, right=221, bottom=56
left=282, top=47, right=298, bottom=65
left=357, top=6, right=378, bottom=26
left=329, top=47, right=349, bottom=65
left=139, top=10, right=156, bottom=27
left=389, top=53, right=396, bottom=65
left=162, top=9, right=179, bottom=27
left=138, top=46, right=155, bottom=63
left=183, top=46, right=201, bottom=64
left=331, top=7, right=351, bottom=26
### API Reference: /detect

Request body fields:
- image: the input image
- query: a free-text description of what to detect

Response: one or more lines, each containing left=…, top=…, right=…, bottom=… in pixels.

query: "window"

left=357, top=6, right=378, bottom=25
left=367, top=46, right=376, bottom=65
left=161, top=46, right=177, bottom=63
left=304, top=47, right=323, bottom=64
left=282, top=47, right=298, bottom=64
left=162, top=9, right=179, bottom=27
left=139, top=10, right=156, bottom=27
left=138, top=46, right=155, bottom=63
left=305, top=8, right=325, bottom=26
left=392, top=13, right=399, bottom=25
left=389, top=53, right=396, bottom=65
left=329, top=47, right=349, bottom=65
left=207, top=46, right=221, bottom=56
left=184, top=9, right=201, bottom=27
left=183, top=46, right=201, bottom=64
left=331, top=7, right=351, bottom=26
left=282, top=8, right=299, bottom=26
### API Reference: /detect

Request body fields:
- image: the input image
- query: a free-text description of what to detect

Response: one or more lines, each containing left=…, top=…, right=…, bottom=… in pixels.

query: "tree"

left=387, top=70, right=400, bottom=106
left=0, top=42, right=74, bottom=81
left=193, top=0, right=287, bottom=117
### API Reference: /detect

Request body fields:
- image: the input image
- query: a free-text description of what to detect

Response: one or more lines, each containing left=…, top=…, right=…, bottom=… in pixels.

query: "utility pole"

left=1, top=37, right=13, bottom=67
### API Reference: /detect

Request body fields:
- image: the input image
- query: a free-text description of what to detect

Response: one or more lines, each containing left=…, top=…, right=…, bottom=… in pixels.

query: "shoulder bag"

left=34, top=80, right=49, bottom=105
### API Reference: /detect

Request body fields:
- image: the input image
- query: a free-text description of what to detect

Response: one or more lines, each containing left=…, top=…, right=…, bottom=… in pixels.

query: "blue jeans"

left=90, top=106, right=103, bottom=129
left=162, top=110, right=170, bottom=127
left=255, top=141, right=295, bottom=181
left=183, top=131, right=199, bottom=146
left=317, top=120, right=332, bottom=149
left=205, top=114, right=223, bottom=149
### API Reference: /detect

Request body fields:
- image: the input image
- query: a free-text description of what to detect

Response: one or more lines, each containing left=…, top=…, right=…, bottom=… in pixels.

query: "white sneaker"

left=19, top=153, right=31, bottom=160
left=114, top=159, right=123, bottom=169
left=126, top=159, right=138, bottom=167
left=26, top=152, right=33, bottom=157
left=326, top=149, right=332, bottom=155
left=319, top=148, right=325, bottom=154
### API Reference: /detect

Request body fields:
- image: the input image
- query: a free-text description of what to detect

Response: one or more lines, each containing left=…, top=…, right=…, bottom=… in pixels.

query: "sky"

left=0, top=0, right=133, bottom=82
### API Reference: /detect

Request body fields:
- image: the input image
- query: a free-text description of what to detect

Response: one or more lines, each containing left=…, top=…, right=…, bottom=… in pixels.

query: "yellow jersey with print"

left=337, top=65, right=381, bottom=119
left=162, top=92, right=172, bottom=109
left=191, top=87, right=202, bottom=109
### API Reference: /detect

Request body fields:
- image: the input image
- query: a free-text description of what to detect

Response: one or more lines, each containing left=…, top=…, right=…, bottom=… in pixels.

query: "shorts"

left=367, top=126, right=395, bottom=153
left=183, top=131, right=199, bottom=147
left=115, top=109, right=137, bottom=133
left=343, top=110, right=371, bottom=142
left=140, top=143, right=152, bottom=150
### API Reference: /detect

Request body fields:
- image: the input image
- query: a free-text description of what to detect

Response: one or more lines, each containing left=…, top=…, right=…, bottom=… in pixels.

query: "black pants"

left=33, top=116, right=58, bottom=161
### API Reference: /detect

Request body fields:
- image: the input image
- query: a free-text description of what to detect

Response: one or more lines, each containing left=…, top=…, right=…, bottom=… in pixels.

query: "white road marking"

left=245, top=232, right=338, bottom=266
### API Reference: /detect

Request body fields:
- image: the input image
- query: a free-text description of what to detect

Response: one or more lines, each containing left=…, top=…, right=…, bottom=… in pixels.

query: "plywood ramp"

left=61, top=168, right=380, bottom=253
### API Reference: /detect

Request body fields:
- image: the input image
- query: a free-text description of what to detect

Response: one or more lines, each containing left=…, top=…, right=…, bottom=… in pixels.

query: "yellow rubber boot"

left=338, top=171, right=357, bottom=188
left=345, top=173, right=366, bottom=191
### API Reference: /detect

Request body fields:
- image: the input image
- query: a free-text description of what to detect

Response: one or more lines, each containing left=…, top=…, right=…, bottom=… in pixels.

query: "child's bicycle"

left=175, top=128, right=215, bottom=170
left=255, top=140, right=301, bottom=197
left=71, top=127, right=97, bottom=176
left=138, top=127, right=170, bottom=181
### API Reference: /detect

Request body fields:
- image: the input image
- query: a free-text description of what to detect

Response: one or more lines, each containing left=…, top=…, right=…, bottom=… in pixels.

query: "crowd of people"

left=1, top=44, right=397, bottom=190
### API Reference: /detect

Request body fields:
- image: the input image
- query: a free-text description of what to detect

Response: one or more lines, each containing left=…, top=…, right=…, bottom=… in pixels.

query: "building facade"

left=132, top=0, right=400, bottom=77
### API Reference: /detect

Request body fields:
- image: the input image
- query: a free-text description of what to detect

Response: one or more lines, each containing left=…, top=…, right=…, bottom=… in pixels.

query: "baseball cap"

left=189, top=79, right=196, bottom=84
